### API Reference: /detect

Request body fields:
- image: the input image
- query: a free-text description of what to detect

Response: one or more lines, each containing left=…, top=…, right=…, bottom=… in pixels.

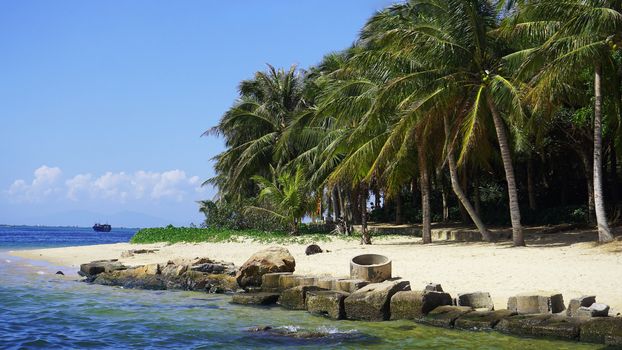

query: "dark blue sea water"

left=0, top=226, right=599, bottom=349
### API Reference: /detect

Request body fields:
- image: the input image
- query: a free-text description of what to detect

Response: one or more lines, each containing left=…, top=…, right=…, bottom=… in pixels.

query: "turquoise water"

left=0, top=226, right=602, bottom=349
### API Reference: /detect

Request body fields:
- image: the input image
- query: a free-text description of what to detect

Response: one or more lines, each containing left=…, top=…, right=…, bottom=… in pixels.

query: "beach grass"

left=130, top=226, right=344, bottom=245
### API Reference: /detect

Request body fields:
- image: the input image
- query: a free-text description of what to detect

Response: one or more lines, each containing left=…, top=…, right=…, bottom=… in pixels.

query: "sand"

left=11, top=230, right=622, bottom=315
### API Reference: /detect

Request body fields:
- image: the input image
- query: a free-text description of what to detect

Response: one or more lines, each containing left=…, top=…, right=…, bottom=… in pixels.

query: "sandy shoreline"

left=11, top=231, right=622, bottom=316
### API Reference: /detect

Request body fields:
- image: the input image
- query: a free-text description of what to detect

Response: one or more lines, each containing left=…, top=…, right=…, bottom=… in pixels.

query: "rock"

left=350, top=254, right=392, bottom=283
left=456, top=292, right=494, bottom=311
left=236, top=246, right=295, bottom=289
left=508, top=292, right=565, bottom=314
left=344, top=279, right=410, bottom=321
left=161, top=263, right=188, bottom=277
left=306, top=290, right=349, bottom=320
left=454, top=310, right=516, bottom=331
left=55, top=271, right=64, bottom=275
left=294, top=276, right=317, bottom=287
left=129, top=264, right=160, bottom=276
left=231, top=292, right=280, bottom=305
left=424, top=283, right=443, bottom=292
left=335, top=279, right=369, bottom=293
left=496, top=314, right=587, bottom=340
left=278, top=274, right=300, bottom=290
left=278, top=286, right=326, bottom=310
left=261, top=272, right=292, bottom=292
left=576, top=303, right=610, bottom=317
left=316, top=277, right=336, bottom=290
left=121, top=249, right=158, bottom=258
left=390, top=291, right=453, bottom=320
left=580, top=317, right=622, bottom=345
left=190, top=263, right=226, bottom=274
left=305, top=244, right=323, bottom=255
left=567, top=295, right=596, bottom=317
left=93, top=271, right=166, bottom=290
left=79, top=260, right=126, bottom=278
left=420, top=306, right=473, bottom=328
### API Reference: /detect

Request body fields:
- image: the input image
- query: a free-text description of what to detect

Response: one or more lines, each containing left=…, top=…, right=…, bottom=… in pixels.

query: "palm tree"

left=359, top=0, right=524, bottom=244
left=511, top=0, right=621, bottom=243
left=247, top=166, right=314, bottom=235
left=206, top=65, right=308, bottom=202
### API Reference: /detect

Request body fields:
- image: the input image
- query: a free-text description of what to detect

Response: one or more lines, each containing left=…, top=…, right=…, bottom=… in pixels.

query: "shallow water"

left=0, top=226, right=602, bottom=349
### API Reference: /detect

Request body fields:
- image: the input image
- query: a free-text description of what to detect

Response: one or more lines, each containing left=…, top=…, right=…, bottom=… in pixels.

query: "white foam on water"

left=277, top=325, right=300, bottom=333
left=5, top=259, right=11, bottom=263
left=36, top=271, right=46, bottom=275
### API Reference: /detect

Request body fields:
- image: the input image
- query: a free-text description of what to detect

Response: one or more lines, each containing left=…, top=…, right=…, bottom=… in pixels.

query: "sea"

left=0, top=226, right=601, bottom=349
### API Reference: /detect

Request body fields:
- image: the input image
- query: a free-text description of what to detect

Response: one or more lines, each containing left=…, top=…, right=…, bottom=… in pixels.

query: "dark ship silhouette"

left=92, top=223, right=111, bottom=232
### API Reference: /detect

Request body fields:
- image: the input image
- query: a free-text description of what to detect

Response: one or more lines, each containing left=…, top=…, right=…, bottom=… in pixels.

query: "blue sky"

left=0, top=0, right=395, bottom=227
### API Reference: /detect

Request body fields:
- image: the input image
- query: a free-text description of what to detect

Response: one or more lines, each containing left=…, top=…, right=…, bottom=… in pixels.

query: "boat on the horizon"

left=93, top=223, right=111, bottom=232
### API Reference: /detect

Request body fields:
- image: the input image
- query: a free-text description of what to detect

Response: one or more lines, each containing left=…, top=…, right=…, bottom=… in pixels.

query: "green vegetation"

left=199, top=0, right=622, bottom=246
left=130, top=225, right=339, bottom=244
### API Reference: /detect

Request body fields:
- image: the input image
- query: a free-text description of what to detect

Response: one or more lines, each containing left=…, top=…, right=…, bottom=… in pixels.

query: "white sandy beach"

left=11, top=231, right=622, bottom=316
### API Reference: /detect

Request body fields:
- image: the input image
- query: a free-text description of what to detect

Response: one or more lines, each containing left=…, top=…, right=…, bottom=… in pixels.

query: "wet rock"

left=190, top=263, right=226, bottom=274
left=344, top=279, right=410, bottom=321
left=236, top=246, right=295, bottom=289
left=424, top=283, right=443, bottom=292
left=335, top=279, right=369, bottom=293
left=306, top=290, right=349, bottom=320
left=390, top=291, right=453, bottom=321
left=567, top=295, right=596, bottom=317
left=496, top=314, right=588, bottom=340
left=79, top=260, right=126, bottom=278
left=55, top=271, right=64, bottom=275
left=305, top=244, right=323, bottom=255
left=576, top=303, right=610, bottom=317
left=455, top=292, right=494, bottom=311
left=580, top=317, right=622, bottom=345
left=454, top=309, right=516, bottom=331
left=231, top=292, right=280, bottom=305
left=420, top=306, right=472, bottom=328
left=93, top=271, right=166, bottom=290
left=261, top=272, right=292, bottom=292
left=278, top=286, right=326, bottom=310
left=508, top=292, right=565, bottom=314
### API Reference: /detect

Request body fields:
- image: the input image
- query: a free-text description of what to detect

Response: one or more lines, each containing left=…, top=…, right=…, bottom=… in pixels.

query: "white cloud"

left=7, top=165, right=63, bottom=202
left=6, top=166, right=206, bottom=203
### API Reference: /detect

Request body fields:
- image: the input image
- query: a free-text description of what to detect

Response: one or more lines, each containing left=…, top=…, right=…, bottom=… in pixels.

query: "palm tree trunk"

left=360, top=184, right=372, bottom=245
left=332, top=186, right=340, bottom=221
left=418, top=149, right=432, bottom=244
left=594, top=64, right=614, bottom=243
left=395, top=191, right=403, bottom=225
left=577, top=148, right=596, bottom=224
left=443, top=115, right=492, bottom=241
left=527, top=155, right=537, bottom=211
left=486, top=95, right=525, bottom=246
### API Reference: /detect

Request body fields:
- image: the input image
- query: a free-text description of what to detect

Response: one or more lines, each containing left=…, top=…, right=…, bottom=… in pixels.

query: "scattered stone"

left=305, top=244, right=323, bottom=255
left=231, top=292, right=280, bottom=305
left=278, top=274, right=300, bottom=290
left=508, top=292, right=565, bottom=314
left=55, top=271, right=64, bottom=275
left=261, top=272, right=292, bottom=292
left=576, top=303, right=610, bottom=318
left=344, top=279, right=410, bottom=321
left=306, top=290, right=349, bottom=320
left=316, top=277, right=336, bottom=290
left=496, top=314, right=587, bottom=340
left=454, top=310, right=516, bottom=331
left=390, top=291, right=453, bottom=320
left=121, top=249, right=158, bottom=258
left=580, top=317, right=622, bottom=345
left=335, top=279, right=369, bottom=293
left=236, top=247, right=295, bottom=289
left=278, top=286, right=326, bottom=310
left=567, top=295, right=596, bottom=317
left=424, top=283, right=443, bottom=292
left=420, top=306, right=472, bottom=328
left=456, top=292, right=494, bottom=311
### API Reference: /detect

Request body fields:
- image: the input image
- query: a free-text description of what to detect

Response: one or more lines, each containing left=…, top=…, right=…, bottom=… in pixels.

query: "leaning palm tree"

left=510, top=0, right=621, bottom=243
left=360, top=0, right=524, bottom=244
